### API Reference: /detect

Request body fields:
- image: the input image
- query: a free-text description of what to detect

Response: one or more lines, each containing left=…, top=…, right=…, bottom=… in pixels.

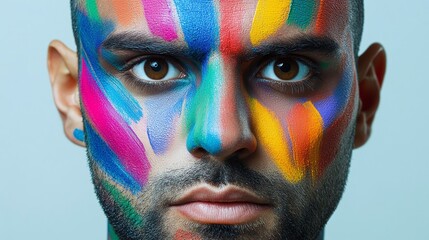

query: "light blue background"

left=1, top=1, right=428, bottom=239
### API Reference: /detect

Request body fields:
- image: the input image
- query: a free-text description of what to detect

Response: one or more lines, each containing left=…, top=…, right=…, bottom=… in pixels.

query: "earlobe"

left=47, top=40, right=85, bottom=147
left=354, top=43, right=387, bottom=148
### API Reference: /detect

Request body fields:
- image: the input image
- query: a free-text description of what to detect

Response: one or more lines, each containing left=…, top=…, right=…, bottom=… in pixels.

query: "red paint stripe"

left=287, top=104, right=311, bottom=168
left=219, top=0, right=243, bottom=55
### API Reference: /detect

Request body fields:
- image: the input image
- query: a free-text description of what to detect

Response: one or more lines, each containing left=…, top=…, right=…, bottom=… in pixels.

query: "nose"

left=185, top=55, right=256, bottom=160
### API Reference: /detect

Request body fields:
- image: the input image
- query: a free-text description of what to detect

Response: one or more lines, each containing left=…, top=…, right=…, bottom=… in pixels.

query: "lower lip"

left=173, top=202, right=270, bottom=224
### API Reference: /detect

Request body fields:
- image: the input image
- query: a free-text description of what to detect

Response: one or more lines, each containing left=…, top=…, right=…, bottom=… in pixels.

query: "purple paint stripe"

left=142, top=0, right=178, bottom=41
left=80, top=59, right=150, bottom=186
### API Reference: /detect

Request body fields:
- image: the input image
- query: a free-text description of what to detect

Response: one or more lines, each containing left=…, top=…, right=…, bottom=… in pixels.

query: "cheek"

left=80, top=57, right=151, bottom=193
left=248, top=61, right=356, bottom=184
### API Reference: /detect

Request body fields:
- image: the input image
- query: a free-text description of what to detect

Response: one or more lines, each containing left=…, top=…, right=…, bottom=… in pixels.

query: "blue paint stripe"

left=173, top=0, right=219, bottom=54
left=314, top=62, right=353, bottom=127
left=84, top=120, right=141, bottom=193
left=78, top=11, right=143, bottom=124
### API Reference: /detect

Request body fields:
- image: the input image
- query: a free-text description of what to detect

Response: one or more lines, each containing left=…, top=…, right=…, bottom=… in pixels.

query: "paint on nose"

left=185, top=56, right=224, bottom=155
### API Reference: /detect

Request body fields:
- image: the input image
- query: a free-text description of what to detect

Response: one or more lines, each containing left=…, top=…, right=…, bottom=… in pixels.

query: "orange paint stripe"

left=303, top=102, right=323, bottom=181
left=287, top=104, right=311, bottom=169
left=111, top=0, right=143, bottom=27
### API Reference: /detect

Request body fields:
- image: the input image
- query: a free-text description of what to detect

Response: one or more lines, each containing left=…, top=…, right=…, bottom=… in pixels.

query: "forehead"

left=76, top=0, right=351, bottom=52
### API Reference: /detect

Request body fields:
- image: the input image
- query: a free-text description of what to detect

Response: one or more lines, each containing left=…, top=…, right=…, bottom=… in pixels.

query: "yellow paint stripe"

left=250, top=0, right=293, bottom=46
left=249, top=98, right=304, bottom=183
left=303, top=101, right=324, bottom=181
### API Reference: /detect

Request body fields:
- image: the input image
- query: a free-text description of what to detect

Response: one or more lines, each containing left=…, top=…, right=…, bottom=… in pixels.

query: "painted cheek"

left=145, top=86, right=189, bottom=155
left=78, top=10, right=150, bottom=192
left=80, top=59, right=150, bottom=192
left=248, top=97, right=304, bottom=183
left=286, top=101, right=324, bottom=181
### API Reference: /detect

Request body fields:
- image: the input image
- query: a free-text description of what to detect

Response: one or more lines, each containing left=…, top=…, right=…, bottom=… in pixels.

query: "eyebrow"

left=102, top=32, right=204, bottom=60
left=102, top=31, right=339, bottom=61
left=247, top=36, right=340, bottom=59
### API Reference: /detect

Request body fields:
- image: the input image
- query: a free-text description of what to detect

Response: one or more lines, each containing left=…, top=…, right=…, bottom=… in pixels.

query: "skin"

left=47, top=0, right=387, bottom=239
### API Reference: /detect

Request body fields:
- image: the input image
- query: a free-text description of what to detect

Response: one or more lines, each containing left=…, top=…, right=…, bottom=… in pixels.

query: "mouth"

left=170, top=184, right=273, bottom=225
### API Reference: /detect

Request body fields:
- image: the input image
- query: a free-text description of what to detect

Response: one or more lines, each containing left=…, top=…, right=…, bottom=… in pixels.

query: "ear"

left=47, top=40, right=85, bottom=147
left=354, top=43, right=387, bottom=148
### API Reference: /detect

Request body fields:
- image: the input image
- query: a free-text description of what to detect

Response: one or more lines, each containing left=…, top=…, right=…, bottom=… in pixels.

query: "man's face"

left=76, top=0, right=357, bottom=239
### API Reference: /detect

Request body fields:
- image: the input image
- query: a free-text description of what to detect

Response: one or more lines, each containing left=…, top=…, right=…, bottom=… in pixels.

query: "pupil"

left=277, top=62, right=291, bottom=73
left=273, top=58, right=299, bottom=80
left=150, top=61, right=161, bottom=72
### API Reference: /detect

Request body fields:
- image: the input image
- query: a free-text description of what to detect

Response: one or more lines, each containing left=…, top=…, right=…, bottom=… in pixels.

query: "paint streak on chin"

left=174, top=229, right=201, bottom=240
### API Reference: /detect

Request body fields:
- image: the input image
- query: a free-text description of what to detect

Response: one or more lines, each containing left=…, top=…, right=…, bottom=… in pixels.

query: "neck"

left=106, top=223, right=325, bottom=239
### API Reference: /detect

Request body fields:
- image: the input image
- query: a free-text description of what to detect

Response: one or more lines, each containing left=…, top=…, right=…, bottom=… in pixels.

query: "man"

left=47, top=0, right=386, bottom=239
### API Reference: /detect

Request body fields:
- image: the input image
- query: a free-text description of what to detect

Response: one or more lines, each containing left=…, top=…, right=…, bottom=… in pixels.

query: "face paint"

left=185, top=56, right=223, bottom=154
left=111, top=0, right=144, bottom=27
left=75, top=0, right=357, bottom=238
left=73, top=128, right=84, bottom=142
left=174, top=229, right=201, bottom=240
left=219, top=0, right=244, bottom=54
left=77, top=6, right=149, bottom=193
left=250, top=0, right=293, bottom=46
left=142, top=0, right=178, bottom=41
left=287, top=0, right=317, bottom=29
left=173, top=0, right=219, bottom=53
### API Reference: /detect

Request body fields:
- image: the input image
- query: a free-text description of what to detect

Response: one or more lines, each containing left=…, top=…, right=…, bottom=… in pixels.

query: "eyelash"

left=119, top=55, right=190, bottom=91
left=118, top=54, right=322, bottom=95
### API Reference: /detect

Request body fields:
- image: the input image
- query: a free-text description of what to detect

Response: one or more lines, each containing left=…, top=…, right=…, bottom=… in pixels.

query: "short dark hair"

left=70, top=0, right=364, bottom=55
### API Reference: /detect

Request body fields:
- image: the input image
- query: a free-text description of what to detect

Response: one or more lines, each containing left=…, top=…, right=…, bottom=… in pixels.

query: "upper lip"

left=170, top=184, right=271, bottom=206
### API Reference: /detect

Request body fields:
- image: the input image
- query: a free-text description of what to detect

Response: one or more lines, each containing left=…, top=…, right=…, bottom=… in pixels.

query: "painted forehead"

left=78, top=0, right=350, bottom=49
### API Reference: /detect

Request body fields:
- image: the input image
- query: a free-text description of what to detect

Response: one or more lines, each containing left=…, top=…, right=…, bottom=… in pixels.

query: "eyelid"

left=119, top=54, right=187, bottom=74
left=253, top=55, right=322, bottom=95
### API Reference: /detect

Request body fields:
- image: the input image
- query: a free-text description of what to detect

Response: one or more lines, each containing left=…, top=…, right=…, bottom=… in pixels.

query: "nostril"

left=191, top=147, right=208, bottom=158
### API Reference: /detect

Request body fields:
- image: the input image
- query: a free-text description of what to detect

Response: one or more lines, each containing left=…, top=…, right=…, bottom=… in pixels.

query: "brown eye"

left=132, top=57, right=183, bottom=81
left=259, top=57, right=310, bottom=82
left=274, top=58, right=299, bottom=80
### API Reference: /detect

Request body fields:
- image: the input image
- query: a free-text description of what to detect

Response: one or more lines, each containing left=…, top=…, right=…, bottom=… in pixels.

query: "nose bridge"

left=186, top=54, right=254, bottom=157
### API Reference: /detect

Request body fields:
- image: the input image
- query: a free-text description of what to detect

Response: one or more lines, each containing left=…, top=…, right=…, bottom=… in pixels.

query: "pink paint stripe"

left=142, top=0, right=178, bottom=41
left=80, top=59, right=150, bottom=185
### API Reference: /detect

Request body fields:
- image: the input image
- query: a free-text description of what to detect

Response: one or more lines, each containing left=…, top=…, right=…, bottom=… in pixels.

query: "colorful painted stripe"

left=173, top=0, right=219, bottom=53
left=186, top=56, right=223, bottom=155
left=219, top=0, right=243, bottom=54
left=80, top=58, right=150, bottom=187
left=85, top=0, right=101, bottom=22
left=111, top=0, right=144, bottom=27
left=142, top=0, right=178, bottom=41
left=250, top=0, right=292, bottom=46
left=314, top=61, right=353, bottom=128
left=85, top=120, right=141, bottom=193
left=78, top=10, right=143, bottom=124
left=287, top=0, right=317, bottom=30
left=249, top=97, right=304, bottom=183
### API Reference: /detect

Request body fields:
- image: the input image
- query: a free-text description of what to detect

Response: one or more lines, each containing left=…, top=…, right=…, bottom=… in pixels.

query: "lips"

left=170, top=184, right=272, bottom=224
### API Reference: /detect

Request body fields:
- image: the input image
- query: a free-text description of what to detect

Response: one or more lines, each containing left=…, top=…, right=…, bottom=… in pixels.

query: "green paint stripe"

left=101, top=180, right=144, bottom=226
left=287, top=0, right=317, bottom=30
left=86, top=0, right=101, bottom=22
left=108, top=223, right=120, bottom=240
